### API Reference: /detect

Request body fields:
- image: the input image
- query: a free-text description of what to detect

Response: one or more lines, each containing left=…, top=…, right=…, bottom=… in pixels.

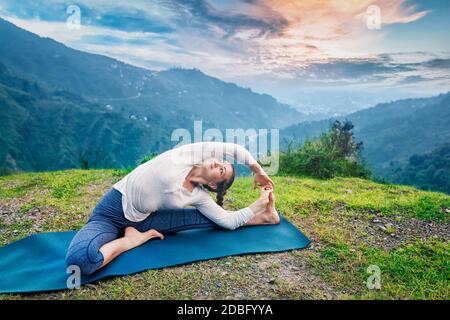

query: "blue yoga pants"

left=65, top=187, right=219, bottom=275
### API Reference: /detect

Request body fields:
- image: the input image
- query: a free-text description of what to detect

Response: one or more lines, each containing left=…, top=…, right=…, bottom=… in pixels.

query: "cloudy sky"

left=1, top=0, right=449, bottom=113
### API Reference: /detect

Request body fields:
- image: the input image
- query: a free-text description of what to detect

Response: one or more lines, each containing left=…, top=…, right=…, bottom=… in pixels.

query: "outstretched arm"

left=212, top=142, right=274, bottom=189
left=177, top=141, right=257, bottom=165
left=193, top=193, right=254, bottom=230
left=178, top=141, right=274, bottom=189
left=193, top=188, right=273, bottom=230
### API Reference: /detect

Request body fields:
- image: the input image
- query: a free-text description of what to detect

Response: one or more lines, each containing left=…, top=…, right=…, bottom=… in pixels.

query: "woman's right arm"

left=193, top=189, right=271, bottom=230
left=177, top=141, right=257, bottom=166
left=178, top=141, right=274, bottom=189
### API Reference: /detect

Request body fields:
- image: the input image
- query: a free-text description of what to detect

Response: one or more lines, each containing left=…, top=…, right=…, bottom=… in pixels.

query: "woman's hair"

left=202, top=164, right=235, bottom=207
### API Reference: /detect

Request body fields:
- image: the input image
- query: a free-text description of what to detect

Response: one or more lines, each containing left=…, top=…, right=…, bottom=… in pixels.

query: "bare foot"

left=261, top=192, right=280, bottom=224
left=124, top=226, right=164, bottom=248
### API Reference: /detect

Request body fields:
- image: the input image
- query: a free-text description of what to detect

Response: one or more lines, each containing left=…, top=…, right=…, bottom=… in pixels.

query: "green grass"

left=362, top=240, right=450, bottom=299
left=0, top=170, right=448, bottom=300
left=310, top=240, right=449, bottom=299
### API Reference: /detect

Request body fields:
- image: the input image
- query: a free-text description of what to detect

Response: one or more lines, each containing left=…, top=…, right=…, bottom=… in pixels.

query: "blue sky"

left=0, top=0, right=449, bottom=113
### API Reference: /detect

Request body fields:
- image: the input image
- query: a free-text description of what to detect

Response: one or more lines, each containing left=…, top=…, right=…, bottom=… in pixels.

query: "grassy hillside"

left=0, top=170, right=448, bottom=300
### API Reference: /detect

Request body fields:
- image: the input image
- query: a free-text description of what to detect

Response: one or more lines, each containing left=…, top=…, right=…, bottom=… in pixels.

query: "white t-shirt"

left=113, top=142, right=258, bottom=230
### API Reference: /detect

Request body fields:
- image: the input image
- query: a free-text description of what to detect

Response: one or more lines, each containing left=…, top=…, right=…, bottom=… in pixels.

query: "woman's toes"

left=124, top=227, right=164, bottom=247
left=146, top=229, right=164, bottom=240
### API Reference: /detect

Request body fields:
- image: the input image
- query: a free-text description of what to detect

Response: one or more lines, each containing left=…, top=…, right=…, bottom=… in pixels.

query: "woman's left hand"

left=253, top=172, right=274, bottom=190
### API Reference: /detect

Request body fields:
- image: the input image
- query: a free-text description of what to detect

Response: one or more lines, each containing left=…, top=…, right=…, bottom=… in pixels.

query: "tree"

left=77, top=145, right=112, bottom=169
left=279, top=120, right=371, bottom=179
left=328, top=120, right=363, bottom=160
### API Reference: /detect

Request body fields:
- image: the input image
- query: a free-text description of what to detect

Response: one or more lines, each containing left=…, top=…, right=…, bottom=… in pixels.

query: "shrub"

left=279, top=120, right=371, bottom=179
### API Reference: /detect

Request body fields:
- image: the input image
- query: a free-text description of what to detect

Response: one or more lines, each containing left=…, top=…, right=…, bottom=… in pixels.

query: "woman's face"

left=202, top=158, right=233, bottom=184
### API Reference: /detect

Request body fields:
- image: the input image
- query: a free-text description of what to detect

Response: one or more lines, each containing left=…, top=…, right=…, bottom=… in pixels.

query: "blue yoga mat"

left=0, top=215, right=310, bottom=294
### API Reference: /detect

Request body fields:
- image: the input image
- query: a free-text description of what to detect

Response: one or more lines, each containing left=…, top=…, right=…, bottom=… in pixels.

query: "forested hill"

left=0, top=17, right=304, bottom=130
left=280, top=92, right=450, bottom=193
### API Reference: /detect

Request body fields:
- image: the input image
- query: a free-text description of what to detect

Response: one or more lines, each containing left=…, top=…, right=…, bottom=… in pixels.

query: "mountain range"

left=0, top=17, right=304, bottom=173
left=281, top=92, right=450, bottom=186
left=1, top=17, right=449, bottom=195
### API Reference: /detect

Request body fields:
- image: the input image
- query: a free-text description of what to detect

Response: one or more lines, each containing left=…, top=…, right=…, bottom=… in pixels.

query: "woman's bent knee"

left=65, top=220, right=120, bottom=275
left=65, top=246, right=104, bottom=276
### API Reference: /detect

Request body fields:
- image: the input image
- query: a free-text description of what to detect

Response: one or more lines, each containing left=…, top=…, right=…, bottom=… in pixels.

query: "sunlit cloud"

left=0, top=0, right=431, bottom=74
left=215, top=0, right=430, bottom=75
left=0, top=0, right=448, bottom=109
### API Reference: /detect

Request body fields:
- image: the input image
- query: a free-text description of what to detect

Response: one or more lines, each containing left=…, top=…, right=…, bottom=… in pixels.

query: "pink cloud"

left=217, top=0, right=430, bottom=75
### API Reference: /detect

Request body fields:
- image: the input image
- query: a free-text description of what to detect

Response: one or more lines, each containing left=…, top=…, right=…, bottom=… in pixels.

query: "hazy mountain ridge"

left=0, top=18, right=304, bottom=130
left=281, top=92, right=450, bottom=187
left=0, top=17, right=306, bottom=174
left=389, top=143, right=450, bottom=194
left=0, top=61, right=175, bottom=173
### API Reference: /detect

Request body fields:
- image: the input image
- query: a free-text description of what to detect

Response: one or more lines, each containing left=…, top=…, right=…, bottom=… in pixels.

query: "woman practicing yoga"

left=66, top=141, right=280, bottom=275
